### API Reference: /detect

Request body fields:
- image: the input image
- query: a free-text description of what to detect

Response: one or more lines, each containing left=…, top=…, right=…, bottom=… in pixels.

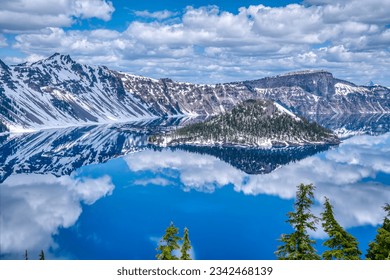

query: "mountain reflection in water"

left=0, top=114, right=390, bottom=259
left=1, top=114, right=365, bottom=182
left=165, top=144, right=332, bottom=174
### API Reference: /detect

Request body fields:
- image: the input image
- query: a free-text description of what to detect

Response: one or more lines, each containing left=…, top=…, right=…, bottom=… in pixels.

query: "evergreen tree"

left=180, top=227, right=192, bottom=260
left=152, top=99, right=337, bottom=147
left=39, top=250, right=45, bottom=260
left=321, top=197, right=361, bottom=260
left=24, top=250, right=28, bottom=260
left=275, top=183, right=320, bottom=260
left=156, top=222, right=181, bottom=260
left=366, top=203, right=390, bottom=260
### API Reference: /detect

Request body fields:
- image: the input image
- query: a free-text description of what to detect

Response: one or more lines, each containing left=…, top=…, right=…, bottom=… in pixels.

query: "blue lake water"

left=0, top=115, right=390, bottom=260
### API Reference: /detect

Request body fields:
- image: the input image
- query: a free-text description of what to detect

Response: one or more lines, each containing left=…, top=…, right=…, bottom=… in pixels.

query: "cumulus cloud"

left=134, top=10, right=178, bottom=20
left=124, top=133, right=390, bottom=231
left=0, top=174, right=114, bottom=259
left=4, top=2, right=390, bottom=85
left=0, top=35, right=8, bottom=47
left=73, top=0, right=115, bottom=21
left=0, top=0, right=114, bottom=32
left=133, top=177, right=172, bottom=187
left=13, top=27, right=125, bottom=60
left=318, top=0, right=390, bottom=24
left=249, top=4, right=324, bottom=44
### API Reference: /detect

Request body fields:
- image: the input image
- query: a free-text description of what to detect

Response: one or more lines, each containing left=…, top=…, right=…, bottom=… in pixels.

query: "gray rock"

left=1, top=54, right=389, bottom=130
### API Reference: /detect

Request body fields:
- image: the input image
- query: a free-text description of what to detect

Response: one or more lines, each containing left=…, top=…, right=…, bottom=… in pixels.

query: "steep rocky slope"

left=1, top=54, right=389, bottom=131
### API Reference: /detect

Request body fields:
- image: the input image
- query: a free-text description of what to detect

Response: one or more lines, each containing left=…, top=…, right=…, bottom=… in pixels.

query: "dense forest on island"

left=151, top=99, right=339, bottom=147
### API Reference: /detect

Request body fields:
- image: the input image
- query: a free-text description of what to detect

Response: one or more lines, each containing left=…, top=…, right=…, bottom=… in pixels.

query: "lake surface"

left=1, top=114, right=390, bottom=260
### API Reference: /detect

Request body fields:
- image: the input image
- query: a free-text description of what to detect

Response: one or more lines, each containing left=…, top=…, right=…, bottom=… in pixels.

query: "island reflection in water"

left=0, top=115, right=390, bottom=259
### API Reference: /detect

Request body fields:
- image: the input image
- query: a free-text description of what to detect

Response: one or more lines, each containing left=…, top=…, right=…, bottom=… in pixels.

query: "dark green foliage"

left=180, top=228, right=192, bottom=260
left=153, top=100, right=339, bottom=147
left=39, top=250, right=45, bottom=260
left=156, top=223, right=193, bottom=260
left=366, top=203, right=390, bottom=260
left=23, top=249, right=46, bottom=260
left=275, top=183, right=320, bottom=260
left=156, top=222, right=181, bottom=260
left=321, top=197, right=361, bottom=260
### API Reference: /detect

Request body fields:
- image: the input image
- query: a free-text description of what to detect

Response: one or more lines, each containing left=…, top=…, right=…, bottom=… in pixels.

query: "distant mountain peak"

left=48, top=52, right=71, bottom=60
left=0, top=59, right=10, bottom=73
left=277, top=69, right=332, bottom=77
left=33, top=53, right=76, bottom=66
left=366, top=80, right=380, bottom=87
left=49, top=52, right=61, bottom=58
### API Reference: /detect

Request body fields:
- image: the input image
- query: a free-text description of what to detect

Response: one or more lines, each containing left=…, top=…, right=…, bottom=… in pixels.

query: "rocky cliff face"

left=242, top=70, right=390, bottom=115
left=244, top=70, right=336, bottom=96
left=1, top=54, right=389, bottom=131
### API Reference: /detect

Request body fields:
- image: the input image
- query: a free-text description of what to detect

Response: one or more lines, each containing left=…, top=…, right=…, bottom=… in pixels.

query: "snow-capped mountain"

left=0, top=53, right=154, bottom=132
left=1, top=54, right=389, bottom=132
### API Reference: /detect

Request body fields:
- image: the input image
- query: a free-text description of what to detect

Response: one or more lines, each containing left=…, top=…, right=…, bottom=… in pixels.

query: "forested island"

left=150, top=99, right=340, bottom=148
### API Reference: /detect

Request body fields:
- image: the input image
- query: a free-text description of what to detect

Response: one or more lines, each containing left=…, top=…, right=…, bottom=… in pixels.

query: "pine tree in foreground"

left=275, top=183, right=320, bottom=260
left=366, top=203, right=390, bottom=260
left=180, top=227, right=192, bottom=260
left=156, top=222, right=181, bottom=260
left=39, top=250, right=45, bottom=260
left=321, top=197, right=361, bottom=260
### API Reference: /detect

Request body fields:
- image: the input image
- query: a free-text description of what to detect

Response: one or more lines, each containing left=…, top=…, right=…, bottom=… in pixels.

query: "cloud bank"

left=0, top=0, right=114, bottom=32
left=1, top=1, right=389, bottom=85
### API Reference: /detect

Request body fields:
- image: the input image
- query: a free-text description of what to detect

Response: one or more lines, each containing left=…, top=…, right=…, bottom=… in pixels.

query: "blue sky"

left=0, top=0, right=389, bottom=85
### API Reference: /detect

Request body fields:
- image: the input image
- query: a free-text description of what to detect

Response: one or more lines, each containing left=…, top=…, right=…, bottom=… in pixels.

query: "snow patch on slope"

left=273, top=102, right=300, bottom=121
left=335, top=83, right=370, bottom=95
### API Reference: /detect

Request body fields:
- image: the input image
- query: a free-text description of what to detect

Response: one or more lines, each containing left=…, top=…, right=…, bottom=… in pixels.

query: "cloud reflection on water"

left=1, top=132, right=389, bottom=259
left=0, top=174, right=114, bottom=259
left=125, top=133, right=390, bottom=230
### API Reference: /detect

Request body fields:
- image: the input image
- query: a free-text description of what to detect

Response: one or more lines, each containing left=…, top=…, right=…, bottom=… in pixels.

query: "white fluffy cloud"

left=133, top=177, right=172, bottom=187
left=4, top=2, right=390, bottom=85
left=0, top=0, right=114, bottom=32
left=124, top=133, right=390, bottom=231
left=0, top=35, right=8, bottom=47
left=0, top=174, right=114, bottom=259
left=134, top=10, right=178, bottom=20
left=73, top=0, right=115, bottom=21
left=313, top=0, right=390, bottom=24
